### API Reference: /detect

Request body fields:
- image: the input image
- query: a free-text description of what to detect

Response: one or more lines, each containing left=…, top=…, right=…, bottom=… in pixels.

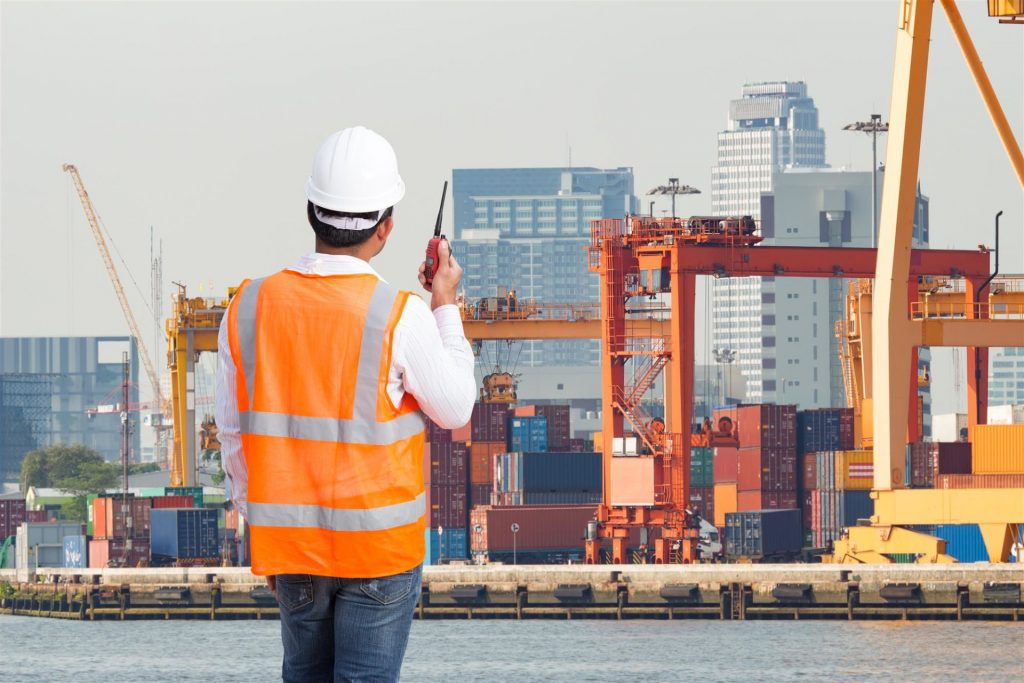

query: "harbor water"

left=1, top=615, right=1020, bottom=681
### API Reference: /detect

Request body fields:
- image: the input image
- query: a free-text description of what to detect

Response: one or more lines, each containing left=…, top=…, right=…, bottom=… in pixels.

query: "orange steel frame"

left=584, top=216, right=991, bottom=564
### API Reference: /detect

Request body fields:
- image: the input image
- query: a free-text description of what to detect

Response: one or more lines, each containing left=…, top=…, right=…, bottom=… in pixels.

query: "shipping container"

left=88, top=538, right=151, bottom=568
left=909, top=442, right=974, bottom=487
left=690, top=447, right=714, bottom=487
left=165, top=486, right=204, bottom=508
left=150, top=508, right=220, bottom=560
left=724, top=509, right=802, bottom=560
left=452, top=422, right=472, bottom=442
left=714, top=446, right=739, bottom=483
left=987, top=404, right=1024, bottom=425
left=426, top=418, right=452, bottom=443
left=842, top=490, right=873, bottom=526
left=932, top=413, right=969, bottom=442
left=534, top=405, right=571, bottom=451
left=508, top=416, right=549, bottom=453
left=935, top=473, right=1024, bottom=489
left=63, top=534, right=88, bottom=568
left=427, top=527, right=468, bottom=561
left=495, top=452, right=602, bottom=495
left=471, top=403, right=510, bottom=443
left=469, top=441, right=504, bottom=485
left=522, top=491, right=602, bottom=505
left=469, top=505, right=596, bottom=556
left=801, top=452, right=817, bottom=491
left=688, top=485, right=714, bottom=523
left=736, top=446, right=797, bottom=492
left=797, top=408, right=855, bottom=453
left=429, top=484, right=468, bottom=529
left=430, top=441, right=469, bottom=486
left=26, top=510, right=49, bottom=523
left=0, top=499, right=27, bottom=540
left=567, top=438, right=591, bottom=453
left=933, top=524, right=988, bottom=562
left=15, top=522, right=86, bottom=569
left=835, top=450, right=874, bottom=491
left=469, top=483, right=492, bottom=507
left=92, top=496, right=151, bottom=539
left=736, top=489, right=797, bottom=511
left=972, top=424, right=1024, bottom=473
left=713, top=482, right=738, bottom=526
left=714, top=404, right=797, bottom=448
left=150, top=495, right=195, bottom=509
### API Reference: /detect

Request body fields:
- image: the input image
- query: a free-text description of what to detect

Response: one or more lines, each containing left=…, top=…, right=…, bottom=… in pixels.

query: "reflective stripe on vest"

left=248, top=491, right=426, bottom=532
left=234, top=275, right=425, bottom=535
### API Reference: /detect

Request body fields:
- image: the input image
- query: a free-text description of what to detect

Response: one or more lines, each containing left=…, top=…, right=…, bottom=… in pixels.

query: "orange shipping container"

left=972, top=424, right=1024, bottom=473
left=610, top=457, right=660, bottom=507
left=713, top=482, right=737, bottom=527
left=514, top=405, right=538, bottom=417
left=452, top=422, right=472, bottom=442
left=835, top=450, right=873, bottom=490
left=936, top=473, right=1024, bottom=489
left=470, top=441, right=505, bottom=484
left=592, top=431, right=603, bottom=453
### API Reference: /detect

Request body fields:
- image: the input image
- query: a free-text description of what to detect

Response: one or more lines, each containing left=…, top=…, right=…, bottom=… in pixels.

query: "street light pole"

left=843, top=115, right=889, bottom=248
left=647, top=178, right=700, bottom=219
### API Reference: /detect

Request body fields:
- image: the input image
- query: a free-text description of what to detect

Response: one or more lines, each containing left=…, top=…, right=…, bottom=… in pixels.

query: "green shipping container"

left=86, top=494, right=97, bottom=536
left=690, top=447, right=714, bottom=487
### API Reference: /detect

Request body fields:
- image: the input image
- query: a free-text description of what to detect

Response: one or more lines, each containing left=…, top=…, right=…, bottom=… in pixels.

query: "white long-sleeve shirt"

left=215, top=253, right=476, bottom=519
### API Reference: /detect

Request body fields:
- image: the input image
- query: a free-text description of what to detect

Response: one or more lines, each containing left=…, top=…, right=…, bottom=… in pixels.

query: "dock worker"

left=216, top=125, right=476, bottom=683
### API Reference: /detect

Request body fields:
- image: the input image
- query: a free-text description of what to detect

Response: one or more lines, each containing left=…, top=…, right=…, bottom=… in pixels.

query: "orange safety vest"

left=227, top=270, right=426, bottom=578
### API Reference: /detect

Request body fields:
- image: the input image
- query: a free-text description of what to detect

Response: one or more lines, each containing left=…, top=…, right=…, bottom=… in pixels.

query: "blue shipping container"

left=427, top=528, right=468, bottom=562
left=151, top=508, right=220, bottom=559
left=841, top=490, right=873, bottom=527
left=933, top=524, right=988, bottom=562
left=508, top=417, right=548, bottom=453
left=520, top=452, right=602, bottom=492
left=62, top=535, right=87, bottom=569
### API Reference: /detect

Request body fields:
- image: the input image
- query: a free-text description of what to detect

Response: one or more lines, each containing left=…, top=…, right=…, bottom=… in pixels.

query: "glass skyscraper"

left=452, top=167, right=638, bottom=367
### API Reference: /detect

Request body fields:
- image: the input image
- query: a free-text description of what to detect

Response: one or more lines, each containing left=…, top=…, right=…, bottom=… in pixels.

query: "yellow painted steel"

left=829, top=526, right=957, bottom=564
left=988, top=0, right=1024, bottom=18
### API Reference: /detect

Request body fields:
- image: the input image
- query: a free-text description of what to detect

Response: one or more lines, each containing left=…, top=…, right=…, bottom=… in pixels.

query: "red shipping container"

left=513, top=405, right=538, bottom=417
left=910, top=442, right=973, bottom=487
left=151, top=495, right=194, bottom=509
left=801, top=452, right=817, bottom=491
left=470, top=441, right=504, bottom=485
left=429, top=484, right=468, bottom=529
left=729, top=404, right=797, bottom=448
left=426, top=418, right=452, bottom=444
left=26, top=509, right=49, bottom=523
left=469, top=504, right=596, bottom=553
left=714, top=446, right=738, bottom=483
left=535, top=405, right=571, bottom=451
left=0, top=499, right=28, bottom=539
left=688, top=485, right=715, bottom=523
left=88, top=538, right=150, bottom=568
left=568, top=438, right=590, bottom=453
left=737, top=446, right=796, bottom=491
left=801, top=489, right=814, bottom=528
left=430, top=441, right=468, bottom=486
left=469, top=484, right=492, bottom=507
left=736, top=489, right=797, bottom=511
left=93, top=497, right=151, bottom=539
left=452, top=422, right=472, bottom=442
left=936, top=473, right=1024, bottom=488
left=471, top=403, right=510, bottom=443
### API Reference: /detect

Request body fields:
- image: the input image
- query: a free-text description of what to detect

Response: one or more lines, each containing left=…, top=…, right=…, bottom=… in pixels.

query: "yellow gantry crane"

left=63, top=164, right=168, bottom=453
left=830, top=0, right=1024, bottom=563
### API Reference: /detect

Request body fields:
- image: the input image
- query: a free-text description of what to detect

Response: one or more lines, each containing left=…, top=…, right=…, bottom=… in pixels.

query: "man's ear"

left=377, top=216, right=394, bottom=242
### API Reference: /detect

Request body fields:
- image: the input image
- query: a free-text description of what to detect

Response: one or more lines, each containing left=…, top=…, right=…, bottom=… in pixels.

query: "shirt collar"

left=290, top=253, right=387, bottom=282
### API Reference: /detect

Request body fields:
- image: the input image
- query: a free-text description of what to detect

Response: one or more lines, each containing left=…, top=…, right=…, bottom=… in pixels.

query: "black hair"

left=307, top=201, right=393, bottom=248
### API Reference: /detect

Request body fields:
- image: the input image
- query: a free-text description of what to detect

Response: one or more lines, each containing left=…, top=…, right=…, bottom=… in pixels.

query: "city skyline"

left=1, top=2, right=1021, bottom=418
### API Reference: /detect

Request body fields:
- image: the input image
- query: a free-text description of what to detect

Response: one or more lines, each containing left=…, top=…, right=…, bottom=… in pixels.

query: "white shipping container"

left=987, top=404, right=1024, bottom=425
left=932, top=413, right=968, bottom=442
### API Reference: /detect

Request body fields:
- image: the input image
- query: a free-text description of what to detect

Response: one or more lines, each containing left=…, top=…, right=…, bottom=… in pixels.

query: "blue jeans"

left=276, top=564, right=422, bottom=683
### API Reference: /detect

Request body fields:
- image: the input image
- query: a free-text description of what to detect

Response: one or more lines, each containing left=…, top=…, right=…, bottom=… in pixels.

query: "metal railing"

left=909, top=301, right=1024, bottom=319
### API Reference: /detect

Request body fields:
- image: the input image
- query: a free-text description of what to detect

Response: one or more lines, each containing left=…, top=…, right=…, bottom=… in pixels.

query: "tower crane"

left=63, top=164, right=168, bottom=459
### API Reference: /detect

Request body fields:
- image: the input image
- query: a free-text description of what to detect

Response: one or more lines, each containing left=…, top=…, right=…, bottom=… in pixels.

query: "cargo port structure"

left=834, top=0, right=1024, bottom=563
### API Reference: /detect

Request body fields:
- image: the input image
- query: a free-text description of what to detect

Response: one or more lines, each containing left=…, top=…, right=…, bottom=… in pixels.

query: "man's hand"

left=266, top=575, right=276, bottom=594
left=419, top=239, right=462, bottom=310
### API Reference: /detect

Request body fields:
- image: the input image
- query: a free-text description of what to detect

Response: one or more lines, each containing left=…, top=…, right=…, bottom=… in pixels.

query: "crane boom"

left=63, top=164, right=164, bottom=417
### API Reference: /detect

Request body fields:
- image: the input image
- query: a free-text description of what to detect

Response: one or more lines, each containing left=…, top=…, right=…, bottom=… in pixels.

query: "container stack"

left=802, top=449, right=873, bottom=548
left=724, top=509, right=802, bottom=561
left=508, top=416, right=548, bottom=452
left=423, top=416, right=470, bottom=563
left=492, top=451, right=602, bottom=505
left=906, top=442, right=972, bottom=487
left=515, top=404, right=571, bottom=450
left=688, top=446, right=714, bottom=523
left=88, top=495, right=151, bottom=567
left=0, top=499, right=27, bottom=542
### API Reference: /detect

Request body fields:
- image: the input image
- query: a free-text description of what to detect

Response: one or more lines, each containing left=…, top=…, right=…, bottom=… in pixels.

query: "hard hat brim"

left=306, top=177, right=406, bottom=214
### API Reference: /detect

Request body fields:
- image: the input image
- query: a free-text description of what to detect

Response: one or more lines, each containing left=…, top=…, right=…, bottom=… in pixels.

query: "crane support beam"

left=638, top=245, right=990, bottom=278
left=461, top=319, right=669, bottom=341
left=872, top=489, right=1024, bottom=525
left=914, top=319, right=1024, bottom=346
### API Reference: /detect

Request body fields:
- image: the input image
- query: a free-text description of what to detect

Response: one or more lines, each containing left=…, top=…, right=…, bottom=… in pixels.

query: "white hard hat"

left=305, top=126, right=406, bottom=213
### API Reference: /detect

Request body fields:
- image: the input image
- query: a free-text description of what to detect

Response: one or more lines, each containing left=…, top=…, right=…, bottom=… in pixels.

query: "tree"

left=19, top=443, right=111, bottom=492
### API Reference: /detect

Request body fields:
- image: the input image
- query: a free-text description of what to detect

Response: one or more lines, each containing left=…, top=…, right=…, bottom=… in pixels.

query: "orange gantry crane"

left=584, top=214, right=993, bottom=564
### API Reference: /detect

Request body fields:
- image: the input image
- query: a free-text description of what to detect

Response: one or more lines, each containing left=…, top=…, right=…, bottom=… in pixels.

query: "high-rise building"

left=709, top=81, right=931, bottom=428
left=989, top=347, right=1024, bottom=406
left=453, top=167, right=637, bottom=239
left=452, top=167, right=638, bottom=368
left=0, top=337, right=140, bottom=479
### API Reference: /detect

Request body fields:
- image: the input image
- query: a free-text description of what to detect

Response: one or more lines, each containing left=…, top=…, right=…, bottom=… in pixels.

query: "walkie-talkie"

left=423, top=180, right=448, bottom=289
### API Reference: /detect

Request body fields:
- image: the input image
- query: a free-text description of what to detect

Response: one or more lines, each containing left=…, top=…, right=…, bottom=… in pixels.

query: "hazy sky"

left=2, top=1, right=1021, bottom=415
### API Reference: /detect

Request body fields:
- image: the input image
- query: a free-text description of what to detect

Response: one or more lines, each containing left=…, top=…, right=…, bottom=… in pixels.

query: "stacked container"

left=802, top=450, right=874, bottom=548
left=970, top=424, right=1024, bottom=474
left=424, top=418, right=471, bottom=562
left=0, top=499, right=27, bottom=541
left=508, top=416, right=548, bottom=453
left=150, top=508, right=220, bottom=565
left=470, top=403, right=510, bottom=443
left=492, top=452, right=602, bottom=505
left=88, top=497, right=153, bottom=567
left=723, top=509, right=802, bottom=561
left=907, top=442, right=972, bottom=487
left=796, top=408, right=855, bottom=453
left=689, top=446, right=714, bottom=523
